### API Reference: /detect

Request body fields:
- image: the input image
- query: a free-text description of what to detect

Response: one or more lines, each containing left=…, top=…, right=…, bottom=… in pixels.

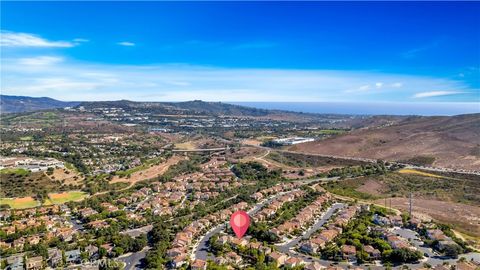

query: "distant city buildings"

left=0, top=157, right=64, bottom=172
left=273, top=137, right=314, bottom=145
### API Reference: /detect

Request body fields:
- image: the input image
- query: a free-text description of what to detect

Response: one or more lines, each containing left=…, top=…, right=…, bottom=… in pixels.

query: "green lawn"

left=47, top=191, right=88, bottom=204
left=0, top=168, right=30, bottom=176
left=19, top=136, right=33, bottom=141
left=0, top=197, right=39, bottom=209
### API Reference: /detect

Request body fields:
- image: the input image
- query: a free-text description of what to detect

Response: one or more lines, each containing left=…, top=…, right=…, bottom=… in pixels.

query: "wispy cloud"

left=73, top=38, right=89, bottom=43
left=2, top=56, right=475, bottom=102
left=0, top=30, right=82, bottom=48
left=413, top=91, right=467, bottom=98
left=402, top=40, right=441, bottom=59
left=18, top=56, right=64, bottom=66
left=117, top=41, right=135, bottom=47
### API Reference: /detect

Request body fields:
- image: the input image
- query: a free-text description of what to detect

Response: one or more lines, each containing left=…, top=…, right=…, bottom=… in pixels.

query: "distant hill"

left=290, top=113, right=480, bottom=170
left=79, top=99, right=271, bottom=117
left=1, top=95, right=80, bottom=114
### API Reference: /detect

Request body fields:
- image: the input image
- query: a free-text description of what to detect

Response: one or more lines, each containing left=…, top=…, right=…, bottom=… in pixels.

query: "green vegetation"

left=83, top=175, right=129, bottom=194
left=114, top=156, right=165, bottom=177
left=267, top=151, right=367, bottom=168
left=324, top=169, right=480, bottom=206
left=144, top=161, right=283, bottom=269
left=19, top=136, right=33, bottom=141
left=159, top=155, right=205, bottom=181
left=47, top=191, right=88, bottom=204
left=232, top=161, right=281, bottom=180
left=400, top=155, right=436, bottom=166
left=326, top=161, right=392, bottom=178
left=0, top=168, right=31, bottom=176
left=325, top=182, right=379, bottom=200
left=323, top=206, right=423, bottom=264
left=209, top=234, right=282, bottom=270
left=0, top=197, right=39, bottom=209
left=0, top=170, right=76, bottom=198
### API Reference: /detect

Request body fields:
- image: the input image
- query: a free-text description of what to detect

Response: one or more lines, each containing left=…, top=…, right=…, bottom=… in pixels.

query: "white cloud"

left=413, top=91, right=466, bottom=98
left=1, top=56, right=475, bottom=102
left=117, top=41, right=135, bottom=47
left=375, top=82, right=383, bottom=88
left=391, top=82, right=403, bottom=88
left=0, top=30, right=76, bottom=48
left=73, top=38, right=89, bottom=43
left=18, top=56, right=64, bottom=66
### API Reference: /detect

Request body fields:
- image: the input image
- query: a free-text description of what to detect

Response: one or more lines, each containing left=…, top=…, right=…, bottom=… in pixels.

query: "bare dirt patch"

left=110, top=155, right=185, bottom=185
left=46, top=168, right=83, bottom=185
left=242, top=139, right=262, bottom=146
left=356, top=179, right=387, bottom=196
left=290, top=114, right=480, bottom=170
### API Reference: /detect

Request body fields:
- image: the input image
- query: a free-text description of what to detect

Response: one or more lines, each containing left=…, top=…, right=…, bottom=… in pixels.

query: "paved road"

left=68, top=216, right=84, bottom=231
left=285, top=227, right=480, bottom=270
left=244, top=143, right=480, bottom=176
left=117, top=247, right=150, bottom=270
left=276, top=203, right=345, bottom=252
left=120, top=225, right=153, bottom=238
left=392, top=227, right=480, bottom=268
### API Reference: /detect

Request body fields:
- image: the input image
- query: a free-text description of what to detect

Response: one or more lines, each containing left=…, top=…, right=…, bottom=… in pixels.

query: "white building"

left=273, top=137, right=315, bottom=145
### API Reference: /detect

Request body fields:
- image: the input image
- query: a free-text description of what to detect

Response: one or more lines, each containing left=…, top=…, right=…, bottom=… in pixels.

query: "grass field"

left=19, top=136, right=33, bottom=141
left=398, top=168, right=442, bottom=178
left=0, top=197, right=39, bottom=209
left=0, top=168, right=30, bottom=176
left=47, top=191, right=88, bottom=204
left=175, top=141, right=196, bottom=150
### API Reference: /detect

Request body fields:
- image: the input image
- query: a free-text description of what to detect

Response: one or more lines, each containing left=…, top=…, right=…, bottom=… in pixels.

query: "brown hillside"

left=290, top=114, right=480, bottom=170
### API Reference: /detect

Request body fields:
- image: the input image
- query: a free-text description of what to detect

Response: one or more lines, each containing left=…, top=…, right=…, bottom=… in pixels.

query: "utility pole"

left=409, top=193, right=413, bottom=218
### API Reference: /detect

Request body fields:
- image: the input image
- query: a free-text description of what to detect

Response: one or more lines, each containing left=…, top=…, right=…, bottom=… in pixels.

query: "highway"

left=244, top=143, right=480, bottom=176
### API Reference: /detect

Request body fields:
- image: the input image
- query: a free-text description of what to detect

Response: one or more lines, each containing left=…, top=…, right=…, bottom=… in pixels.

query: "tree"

left=388, top=248, right=423, bottom=263
left=443, top=244, right=462, bottom=258
left=46, top=167, right=55, bottom=175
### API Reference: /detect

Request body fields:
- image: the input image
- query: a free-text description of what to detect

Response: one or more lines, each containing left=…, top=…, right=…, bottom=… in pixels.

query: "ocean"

left=228, top=102, right=480, bottom=116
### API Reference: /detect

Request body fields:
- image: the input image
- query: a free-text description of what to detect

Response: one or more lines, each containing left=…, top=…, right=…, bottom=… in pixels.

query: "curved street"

left=193, top=188, right=301, bottom=261
left=276, top=203, right=345, bottom=252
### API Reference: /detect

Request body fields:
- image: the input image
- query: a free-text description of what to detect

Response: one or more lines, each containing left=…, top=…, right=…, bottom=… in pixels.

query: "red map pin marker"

left=230, top=211, right=250, bottom=238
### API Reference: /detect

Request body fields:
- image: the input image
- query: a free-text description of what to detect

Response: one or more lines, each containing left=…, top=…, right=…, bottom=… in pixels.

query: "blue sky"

left=1, top=1, right=479, bottom=104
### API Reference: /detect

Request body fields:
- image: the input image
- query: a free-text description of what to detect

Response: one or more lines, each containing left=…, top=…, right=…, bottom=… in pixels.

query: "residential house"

left=285, top=257, right=304, bottom=268
left=364, top=245, right=381, bottom=260
left=25, top=256, right=43, bottom=270
left=170, top=254, right=187, bottom=269
left=305, top=262, right=326, bottom=270
left=85, top=244, right=99, bottom=259
left=300, top=242, right=320, bottom=254
left=191, top=259, right=207, bottom=270
left=269, top=252, right=287, bottom=267
left=5, top=255, right=24, bottom=270
left=225, top=251, right=242, bottom=264
left=341, top=245, right=357, bottom=261
left=47, top=247, right=63, bottom=268
left=65, top=249, right=81, bottom=265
